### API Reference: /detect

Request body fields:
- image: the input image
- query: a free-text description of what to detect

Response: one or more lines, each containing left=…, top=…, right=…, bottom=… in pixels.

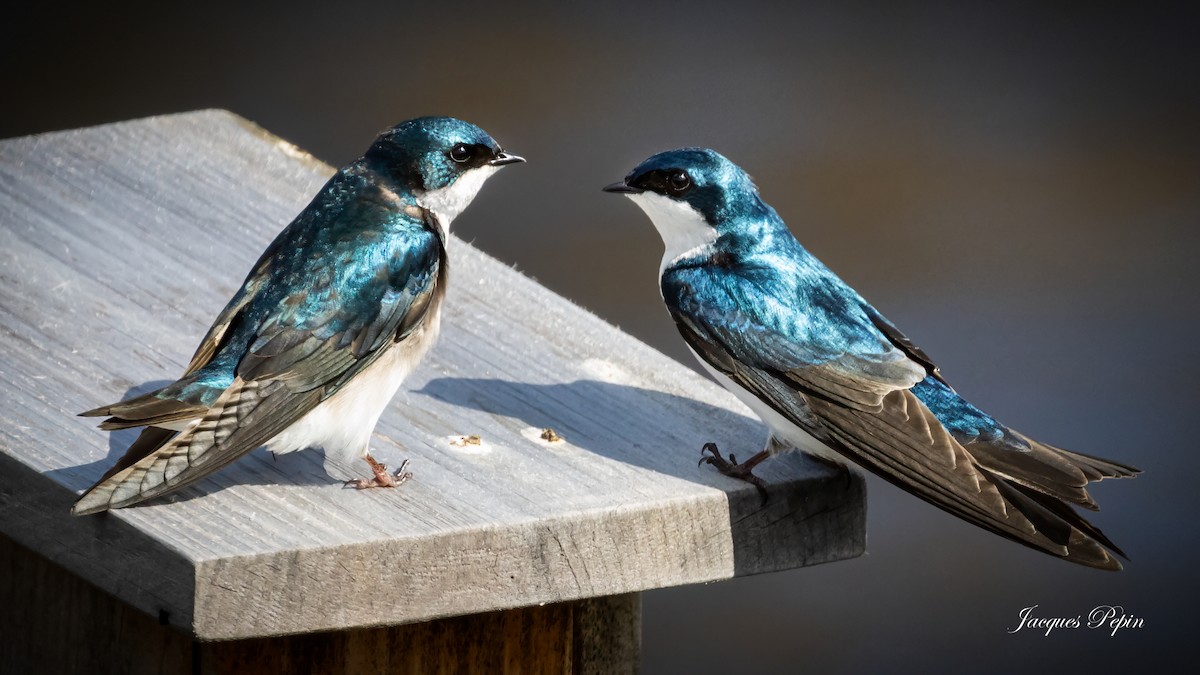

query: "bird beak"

left=489, top=152, right=525, bottom=166
left=602, top=181, right=643, bottom=194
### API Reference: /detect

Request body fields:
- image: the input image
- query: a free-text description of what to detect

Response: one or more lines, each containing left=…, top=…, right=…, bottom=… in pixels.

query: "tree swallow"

left=73, top=117, right=523, bottom=515
left=604, top=148, right=1139, bottom=570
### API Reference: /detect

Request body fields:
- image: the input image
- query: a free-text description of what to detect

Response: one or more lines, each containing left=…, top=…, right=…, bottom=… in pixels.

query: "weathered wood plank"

left=0, top=533, right=638, bottom=674
left=0, top=110, right=865, bottom=640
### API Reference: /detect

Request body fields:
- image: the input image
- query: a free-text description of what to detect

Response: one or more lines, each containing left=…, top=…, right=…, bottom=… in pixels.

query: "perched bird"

left=73, top=117, right=523, bottom=515
left=604, top=148, right=1139, bottom=570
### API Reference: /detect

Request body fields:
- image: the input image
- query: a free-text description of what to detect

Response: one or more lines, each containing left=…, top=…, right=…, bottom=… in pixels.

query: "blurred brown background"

left=4, top=2, right=1196, bottom=672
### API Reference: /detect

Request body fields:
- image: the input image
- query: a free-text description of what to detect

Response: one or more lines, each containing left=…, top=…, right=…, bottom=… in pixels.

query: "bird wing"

left=73, top=189, right=444, bottom=515
left=663, top=261, right=1132, bottom=570
left=664, top=259, right=928, bottom=409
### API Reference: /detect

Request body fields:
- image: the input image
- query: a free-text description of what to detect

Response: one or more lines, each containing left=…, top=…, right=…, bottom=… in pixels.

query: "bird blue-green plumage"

left=73, top=117, right=523, bottom=515
left=606, top=147, right=1139, bottom=570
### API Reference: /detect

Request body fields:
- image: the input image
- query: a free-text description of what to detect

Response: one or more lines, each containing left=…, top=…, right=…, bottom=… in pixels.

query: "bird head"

left=604, top=148, right=767, bottom=268
left=366, top=116, right=523, bottom=225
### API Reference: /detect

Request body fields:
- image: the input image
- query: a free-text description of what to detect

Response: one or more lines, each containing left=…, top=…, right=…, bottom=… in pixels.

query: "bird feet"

left=344, top=455, right=413, bottom=489
left=699, top=443, right=769, bottom=504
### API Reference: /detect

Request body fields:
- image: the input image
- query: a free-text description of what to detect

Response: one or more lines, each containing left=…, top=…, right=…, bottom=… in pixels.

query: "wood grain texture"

left=0, top=110, right=865, bottom=640
left=196, top=597, right=637, bottom=675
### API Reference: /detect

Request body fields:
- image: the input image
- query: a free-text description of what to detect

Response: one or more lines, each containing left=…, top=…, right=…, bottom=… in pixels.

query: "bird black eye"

left=449, top=144, right=472, bottom=163
left=668, top=170, right=691, bottom=193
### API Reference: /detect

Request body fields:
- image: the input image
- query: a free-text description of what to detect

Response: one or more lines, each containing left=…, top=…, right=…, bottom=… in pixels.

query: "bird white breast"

left=265, top=309, right=443, bottom=461
left=418, top=165, right=500, bottom=235
left=625, top=192, right=719, bottom=279
left=687, top=349, right=847, bottom=465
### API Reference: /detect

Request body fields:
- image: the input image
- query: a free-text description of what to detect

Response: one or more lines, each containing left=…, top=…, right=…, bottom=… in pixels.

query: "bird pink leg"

left=344, top=454, right=412, bottom=489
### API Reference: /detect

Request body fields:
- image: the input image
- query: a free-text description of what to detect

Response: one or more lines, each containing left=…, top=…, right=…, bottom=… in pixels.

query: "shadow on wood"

left=419, top=375, right=868, bottom=576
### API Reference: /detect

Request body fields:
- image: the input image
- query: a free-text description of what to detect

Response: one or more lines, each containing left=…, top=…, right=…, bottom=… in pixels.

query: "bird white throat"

left=418, top=165, right=501, bottom=234
left=625, top=192, right=719, bottom=278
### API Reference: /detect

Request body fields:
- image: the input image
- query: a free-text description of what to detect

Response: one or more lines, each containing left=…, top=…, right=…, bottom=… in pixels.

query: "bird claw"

left=391, top=458, right=414, bottom=484
left=344, top=458, right=412, bottom=489
left=699, top=442, right=769, bottom=504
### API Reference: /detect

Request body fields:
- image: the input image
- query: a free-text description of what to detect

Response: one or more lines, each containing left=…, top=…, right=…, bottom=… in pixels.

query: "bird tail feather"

left=72, top=379, right=269, bottom=515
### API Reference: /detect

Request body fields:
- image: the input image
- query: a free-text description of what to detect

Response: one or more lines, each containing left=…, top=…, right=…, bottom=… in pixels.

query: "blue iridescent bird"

left=73, top=117, right=523, bottom=515
left=604, top=148, right=1139, bottom=570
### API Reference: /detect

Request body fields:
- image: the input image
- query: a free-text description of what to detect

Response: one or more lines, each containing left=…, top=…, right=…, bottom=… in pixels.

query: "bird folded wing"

left=74, top=221, right=443, bottom=514
left=664, top=267, right=1126, bottom=570
left=861, top=304, right=1139, bottom=508
left=664, top=266, right=928, bottom=411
